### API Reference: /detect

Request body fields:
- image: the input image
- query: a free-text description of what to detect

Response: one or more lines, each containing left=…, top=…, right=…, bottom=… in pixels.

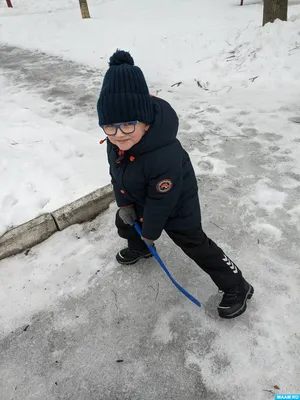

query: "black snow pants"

left=115, top=211, right=243, bottom=291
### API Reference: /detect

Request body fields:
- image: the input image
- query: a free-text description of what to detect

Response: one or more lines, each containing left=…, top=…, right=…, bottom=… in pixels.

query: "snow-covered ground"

left=1, top=0, right=300, bottom=87
left=1, top=0, right=300, bottom=232
left=0, top=0, right=300, bottom=234
left=0, top=0, right=300, bottom=399
left=0, top=82, right=110, bottom=235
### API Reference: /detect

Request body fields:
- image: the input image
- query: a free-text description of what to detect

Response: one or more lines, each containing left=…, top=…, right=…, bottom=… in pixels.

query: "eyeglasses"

left=100, top=121, right=139, bottom=136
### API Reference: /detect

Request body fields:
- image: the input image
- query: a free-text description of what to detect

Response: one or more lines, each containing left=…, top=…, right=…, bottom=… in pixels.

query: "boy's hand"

left=119, top=206, right=137, bottom=225
left=142, top=237, right=154, bottom=247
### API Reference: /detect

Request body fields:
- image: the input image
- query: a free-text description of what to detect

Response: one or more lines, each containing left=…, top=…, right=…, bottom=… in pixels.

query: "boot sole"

left=116, top=253, right=153, bottom=266
left=218, top=284, right=254, bottom=319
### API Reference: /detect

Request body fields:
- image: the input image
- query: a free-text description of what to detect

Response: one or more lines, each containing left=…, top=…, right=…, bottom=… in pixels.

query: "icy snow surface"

left=0, top=0, right=300, bottom=399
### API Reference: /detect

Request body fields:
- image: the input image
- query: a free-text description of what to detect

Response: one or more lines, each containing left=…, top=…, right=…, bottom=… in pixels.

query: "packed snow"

left=0, top=0, right=300, bottom=399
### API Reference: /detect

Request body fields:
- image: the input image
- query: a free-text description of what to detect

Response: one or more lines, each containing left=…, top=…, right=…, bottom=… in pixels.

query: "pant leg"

left=166, top=227, right=243, bottom=291
left=115, top=210, right=148, bottom=252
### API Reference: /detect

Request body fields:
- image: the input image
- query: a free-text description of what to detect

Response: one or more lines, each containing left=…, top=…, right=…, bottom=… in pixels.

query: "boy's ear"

left=145, top=124, right=151, bottom=132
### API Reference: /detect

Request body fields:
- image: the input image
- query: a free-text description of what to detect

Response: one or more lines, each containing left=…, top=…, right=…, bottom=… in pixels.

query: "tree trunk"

left=263, top=0, right=288, bottom=26
left=79, top=0, right=90, bottom=19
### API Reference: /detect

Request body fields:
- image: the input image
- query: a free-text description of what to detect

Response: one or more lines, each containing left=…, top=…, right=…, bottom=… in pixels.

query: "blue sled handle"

left=133, top=222, right=201, bottom=307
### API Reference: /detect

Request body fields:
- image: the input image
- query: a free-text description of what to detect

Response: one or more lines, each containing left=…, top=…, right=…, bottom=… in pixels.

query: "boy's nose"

left=115, top=127, right=126, bottom=137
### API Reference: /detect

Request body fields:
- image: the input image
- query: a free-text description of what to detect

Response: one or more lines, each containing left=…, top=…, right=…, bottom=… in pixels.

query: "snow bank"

left=206, top=16, right=300, bottom=89
left=0, top=87, right=110, bottom=235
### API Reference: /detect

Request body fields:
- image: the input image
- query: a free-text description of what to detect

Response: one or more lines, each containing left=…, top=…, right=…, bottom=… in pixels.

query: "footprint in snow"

left=180, top=121, right=192, bottom=131
left=198, top=160, right=213, bottom=172
left=289, top=116, right=300, bottom=124
left=206, top=107, right=220, bottom=114
left=268, top=146, right=280, bottom=153
left=262, top=132, right=282, bottom=142
left=227, top=117, right=243, bottom=127
left=76, top=151, right=84, bottom=158
left=241, top=127, right=258, bottom=136
left=1, top=194, right=19, bottom=208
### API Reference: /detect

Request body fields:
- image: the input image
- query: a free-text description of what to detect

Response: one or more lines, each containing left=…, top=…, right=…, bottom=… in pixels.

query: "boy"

left=97, top=50, right=254, bottom=319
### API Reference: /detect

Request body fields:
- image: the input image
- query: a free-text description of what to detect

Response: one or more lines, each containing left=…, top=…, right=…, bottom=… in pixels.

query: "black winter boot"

left=218, top=279, right=254, bottom=319
left=116, top=247, right=153, bottom=265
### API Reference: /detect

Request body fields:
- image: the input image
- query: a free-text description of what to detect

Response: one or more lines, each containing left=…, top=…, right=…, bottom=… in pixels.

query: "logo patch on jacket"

left=156, top=179, right=173, bottom=193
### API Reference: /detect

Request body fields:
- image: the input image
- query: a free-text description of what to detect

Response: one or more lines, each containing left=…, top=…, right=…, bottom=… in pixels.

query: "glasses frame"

left=100, top=120, right=140, bottom=136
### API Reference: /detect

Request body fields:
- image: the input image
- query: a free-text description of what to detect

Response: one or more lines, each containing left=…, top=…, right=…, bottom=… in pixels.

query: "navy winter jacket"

left=107, top=96, right=201, bottom=240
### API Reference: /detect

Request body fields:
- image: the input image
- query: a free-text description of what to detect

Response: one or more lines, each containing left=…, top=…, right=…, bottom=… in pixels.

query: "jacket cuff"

left=141, top=226, right=162, bottom=242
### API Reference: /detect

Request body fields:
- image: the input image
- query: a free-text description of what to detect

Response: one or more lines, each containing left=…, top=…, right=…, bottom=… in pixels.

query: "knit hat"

left=97, top=50, right=154, bottom=126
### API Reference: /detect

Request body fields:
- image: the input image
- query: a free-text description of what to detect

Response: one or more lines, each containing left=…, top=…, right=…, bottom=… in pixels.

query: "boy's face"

left=108, top=122, right=150, bottom=151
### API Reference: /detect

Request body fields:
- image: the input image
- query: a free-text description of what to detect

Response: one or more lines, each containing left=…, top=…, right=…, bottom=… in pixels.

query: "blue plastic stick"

left=133, top=222, right=201, bottom=307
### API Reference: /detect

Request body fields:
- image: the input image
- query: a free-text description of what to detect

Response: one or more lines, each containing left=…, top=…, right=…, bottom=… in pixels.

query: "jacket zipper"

left=120, top=160, right=141, bottom=205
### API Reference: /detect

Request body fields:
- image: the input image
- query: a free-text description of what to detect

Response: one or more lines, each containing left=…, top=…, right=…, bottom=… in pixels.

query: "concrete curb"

left=0, top=214, right=58, bottom=261
left=0, top=184, right=114, bottom=261
left=52, top=184, right=114, bottom=231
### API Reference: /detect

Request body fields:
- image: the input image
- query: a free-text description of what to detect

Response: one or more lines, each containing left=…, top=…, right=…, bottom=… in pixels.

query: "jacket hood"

left=130, top=96, right=179, bottom=156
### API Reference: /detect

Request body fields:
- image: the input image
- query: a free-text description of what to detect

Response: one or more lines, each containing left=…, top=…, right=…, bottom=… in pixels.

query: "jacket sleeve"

left=142, top=146, right=183, bottom=240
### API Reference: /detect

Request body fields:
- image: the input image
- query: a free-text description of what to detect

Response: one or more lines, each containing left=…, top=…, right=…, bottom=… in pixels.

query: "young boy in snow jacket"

left=97, top=50, right=254, bottom=319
